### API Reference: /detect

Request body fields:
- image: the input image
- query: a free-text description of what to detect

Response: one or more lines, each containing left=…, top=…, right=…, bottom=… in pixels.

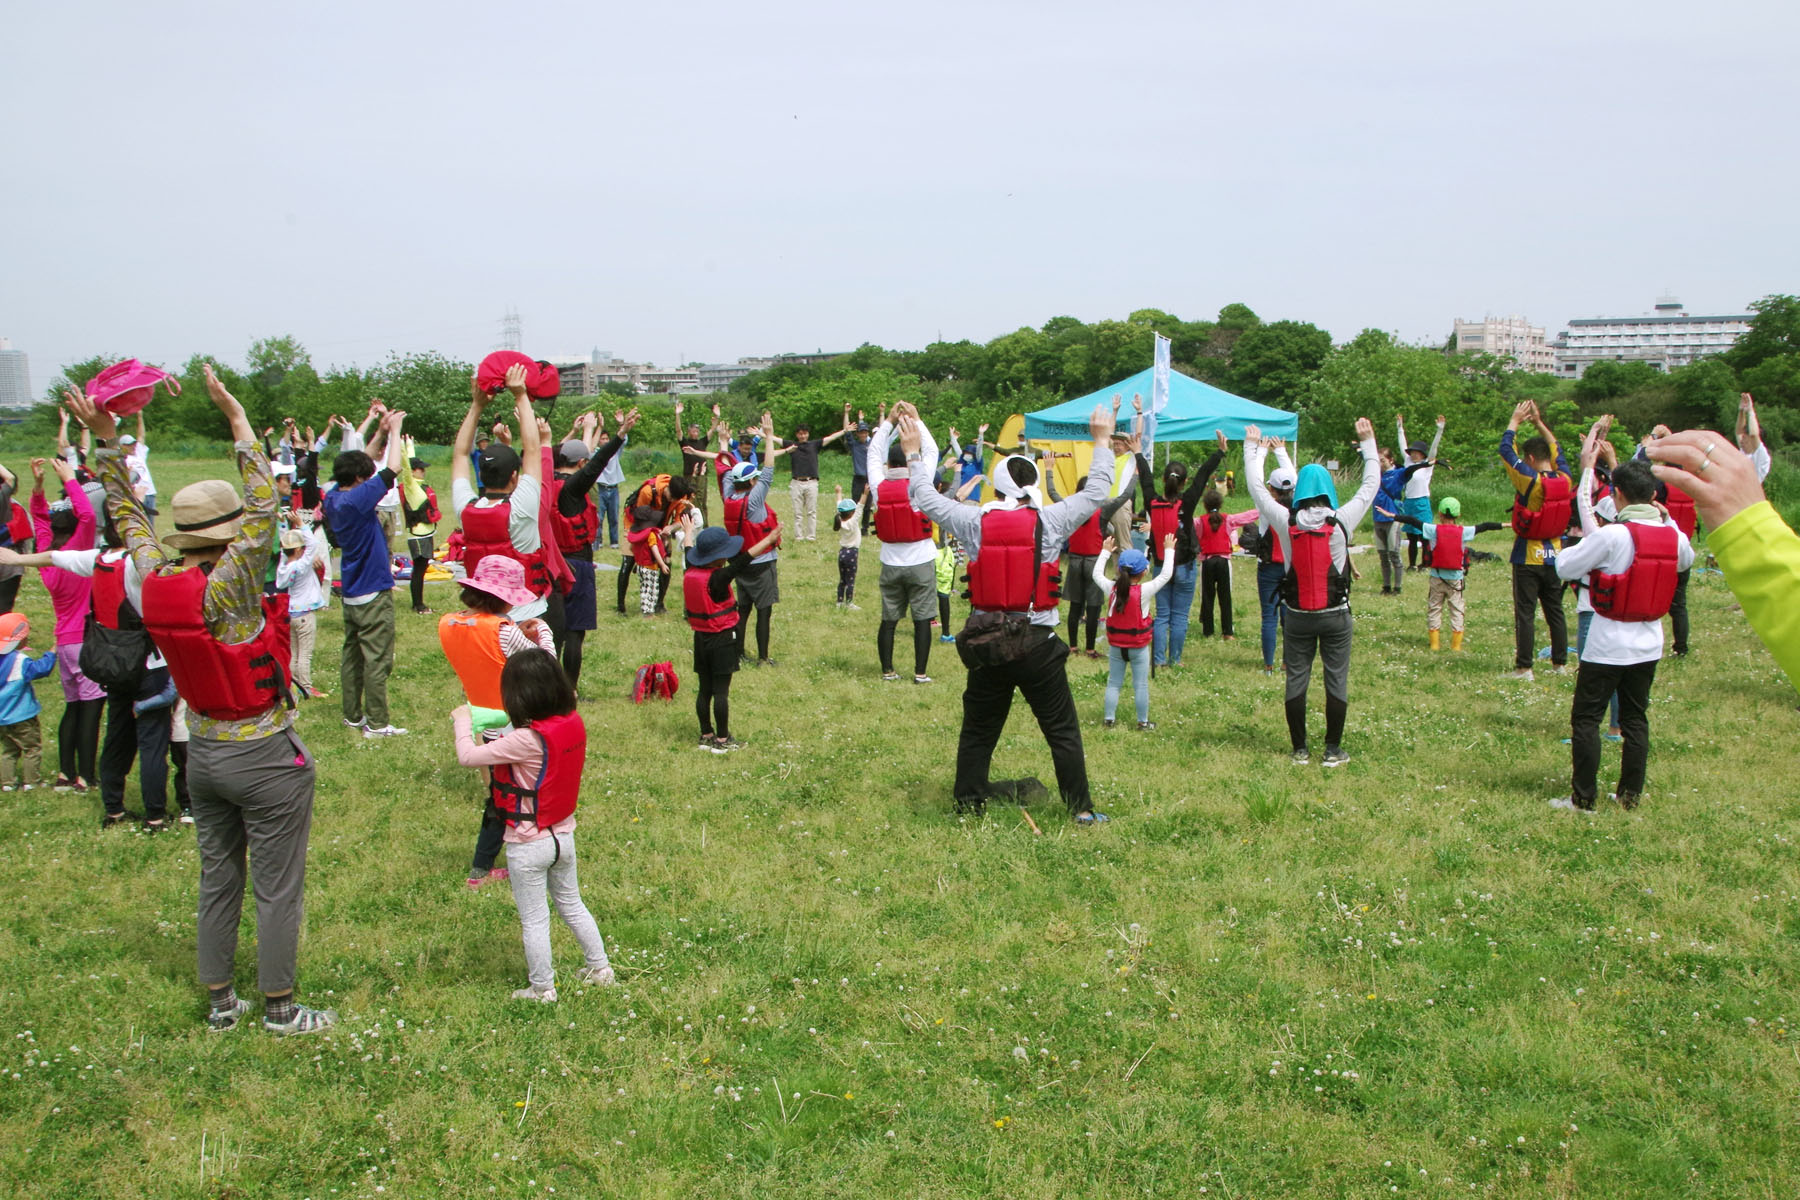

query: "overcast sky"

left=5, top=0, right=1797, bottom=398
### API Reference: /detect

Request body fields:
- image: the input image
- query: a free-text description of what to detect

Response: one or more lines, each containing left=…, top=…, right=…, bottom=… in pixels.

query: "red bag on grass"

left=631, top=661, right=680, bottom=703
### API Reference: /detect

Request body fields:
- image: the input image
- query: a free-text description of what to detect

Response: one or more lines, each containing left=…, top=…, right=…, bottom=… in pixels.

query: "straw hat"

left=163, top=480, right=244, bottom=549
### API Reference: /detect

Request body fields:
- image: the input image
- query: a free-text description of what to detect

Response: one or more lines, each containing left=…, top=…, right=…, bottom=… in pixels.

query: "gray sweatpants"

left=507, top=832, right=610, bottom=990
left=1283, top=607, right=1354, bottom=703
left=191, top=730, right=315, bottom=995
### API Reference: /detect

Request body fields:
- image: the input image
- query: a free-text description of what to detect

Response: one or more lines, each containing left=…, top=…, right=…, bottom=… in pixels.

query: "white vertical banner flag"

left=1145, top=333, right=1172, bottom=451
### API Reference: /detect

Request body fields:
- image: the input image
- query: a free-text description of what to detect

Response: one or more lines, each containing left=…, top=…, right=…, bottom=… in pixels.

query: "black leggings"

left=696, top=667, right=732, bottom=738
left=410, top=558, right=429, bottom=609
left=59, top=696, right=103, bottom=783
left=1065, top=598, right=1099, bottom=651
left=0, top=574, right=21, bottom=615
left=616, top=555, right=634, bottom=613
left=837, top=548, right=858, bottom=602
left=939, top=592, right=951, bottom=629
left=733, top=605, right=772, bottom=661
left=879, top=619, right=934, bottom=675
left=562, top=629, right=586, bottom=693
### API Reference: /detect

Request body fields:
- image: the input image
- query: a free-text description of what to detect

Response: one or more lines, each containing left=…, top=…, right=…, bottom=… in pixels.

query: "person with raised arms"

left=547, top=408, right=634, bottom=693
left=865, top=404, right=943, bottom=684
left=1245, top=418, right=1381, bottom=768
left=451, top=365, right=551, bottom=641
left=324, top=406, right=409, bottom=737
left=1498, top=400, right=1572, bottom=680
left=899, top=403, right=1115, bottom=824
left=682, top=523, right=781, bottom=753
left=1736, top=392, right=1773, bottom=483
left=1093, top=533, right=1176, bottom=730
left=782, top=410, right=853, bottom=542
left=1246, top=436, right=1298, bottom=675
left=1133, top=408, right=1228, bottom=670
left=1396, top=413, right=1445, bottom=572
left=1378, top=496, right=1508, bottom=651
left=720, top=411, right=789, bottom=668
left=68, top=367, right=335, bottom=1035
left=1550, top=420, right=1694, bottom=811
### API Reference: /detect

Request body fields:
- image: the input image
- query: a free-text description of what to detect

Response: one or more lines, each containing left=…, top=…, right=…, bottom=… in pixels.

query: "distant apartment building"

left=1451, top=315, right=1553, bottom=373
left=1551, top=298, right=1752, bottom=379
left=696, top=358, right=774, bottom=392
left=544, top=350, right=700, bottom=396
left=0, top=338, right=30, bottom=408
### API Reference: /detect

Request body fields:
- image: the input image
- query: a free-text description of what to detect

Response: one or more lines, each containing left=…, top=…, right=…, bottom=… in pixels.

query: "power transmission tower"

left=498, top=308, right=523, bottom=352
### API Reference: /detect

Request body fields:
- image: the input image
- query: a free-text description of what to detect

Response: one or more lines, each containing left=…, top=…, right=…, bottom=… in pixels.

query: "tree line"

left=14, top=299, right=1796, bottom=488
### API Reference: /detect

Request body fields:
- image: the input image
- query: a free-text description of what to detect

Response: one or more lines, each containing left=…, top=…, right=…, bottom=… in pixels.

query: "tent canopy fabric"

left=1022, top=367, right=1298, bottom=444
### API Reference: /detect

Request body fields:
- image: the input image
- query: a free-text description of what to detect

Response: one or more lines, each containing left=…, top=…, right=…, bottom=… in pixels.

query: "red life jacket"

left=626, top=527, right=663, bottom=568
left=683, top=566, right=738, bottom=633
left=873, top=477, right=932, bottom=544
left=1429, top=524, right=1468, bottom=572
left=547, top=476, right=598, bottom=553
left=460, top=500, right=552, bottom=597
left=91, top=553, right=142, bottom=631
left=1589, top=522, right=1681, bottom=622
left=723, top=491, right=779, bottom=549
left=1663, top=483, right=1698, bottom=538
left=488, top=711, right=585, bottom=830
left=966, top=507, right=1060, bottom=613
left=1067, top=511, right=1105, bottom=557
left=1104, top=582, right=1153, bottom=648
left=1511, top=472, right=1572, bottom=540
left=1148, top=497, right=1182, bottom=552
left=1255, top=518, right=1286, bottom=565
left=1280, top=518, right=1350, bottom=612
left=1197, top=512, right=1233, bottom=558
left=6, top=504, right=29, bottom=547
left=139, top=567, right=291, bottom=722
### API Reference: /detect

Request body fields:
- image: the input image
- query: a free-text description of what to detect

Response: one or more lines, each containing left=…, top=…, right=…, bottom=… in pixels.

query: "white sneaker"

left=846, top=603, right=861, bottom=610
left=363, top=724, right=409, bottom=738
left=576, top=964, right=616, bottom=987
left=343, top=716, right=366, bottom=730
left=178, top=811, right=195, bottom=825
left=511, top=985, right=558, bottom=1002
left=1500, top=668, right=1535, bottom=681
left=1547, top=796, right=1593, bottom=813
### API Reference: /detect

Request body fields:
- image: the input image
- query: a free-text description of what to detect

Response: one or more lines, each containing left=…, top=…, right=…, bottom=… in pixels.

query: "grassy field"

left=1, top=454, right=1796, bottom=1199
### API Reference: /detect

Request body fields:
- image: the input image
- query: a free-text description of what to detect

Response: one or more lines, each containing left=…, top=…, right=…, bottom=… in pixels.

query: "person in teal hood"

left=1244, top=421, right=1381, bottom=768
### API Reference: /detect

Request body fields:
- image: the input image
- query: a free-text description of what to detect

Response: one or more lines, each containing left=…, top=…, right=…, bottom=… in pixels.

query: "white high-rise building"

left=0, top=338, right=30, bottom=409
left=1551, top=298, right=1752, bottom=379
left=1451, top=315, right=1553, bottom=373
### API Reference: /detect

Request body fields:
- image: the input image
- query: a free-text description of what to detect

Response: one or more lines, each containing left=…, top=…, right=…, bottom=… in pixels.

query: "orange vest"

left=438, top=610, right=510, bottom=709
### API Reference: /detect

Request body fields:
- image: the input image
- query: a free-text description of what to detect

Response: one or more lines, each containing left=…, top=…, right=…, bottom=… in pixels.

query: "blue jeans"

left=594, top=485, right=620, bottom=547
left=1153, top=560, right=1198, bottom=665
left=1257, top=561, right=1286, bottom=668
left=1105, top=643, right=1151, bottom=723
left=1575, top=611, right=1623, bottom=730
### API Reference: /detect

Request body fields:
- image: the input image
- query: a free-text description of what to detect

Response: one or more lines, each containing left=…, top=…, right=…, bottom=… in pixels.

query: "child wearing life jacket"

left=452, top=648, right=615, bottom=1001
left=1093, top=535, right=1176, bottom=729
left=1551, top=427, right=1694, bottom=811
left=625, top=505, right=668, bottom=617
left=0, top=613, right=57, bottom=791
left=683, top=524, right=781, bottom=753
left=833, top=486, right=866, bottom=608
left=1377, top=496, right=1507, bottom=650
left=1194, top=489, right=1258, bottom=640
left=438, top=556, right=556, bottom=889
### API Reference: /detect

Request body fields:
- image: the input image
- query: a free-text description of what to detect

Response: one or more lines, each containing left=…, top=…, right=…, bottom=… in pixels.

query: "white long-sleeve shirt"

left=1559, top=467, right=1694, bottom=665
left=1397, top=419, right=1443, bottom=500
left=865, top=418, right=938, bottom=567
left=1092, top=548, right=1176, bottom=616
left=1246, top=438, right=1382, bottom=595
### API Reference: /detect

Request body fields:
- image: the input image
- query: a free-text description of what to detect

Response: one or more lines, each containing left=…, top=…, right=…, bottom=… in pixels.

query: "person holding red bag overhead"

left=1498, top=400, right=1573, bottom=680
left=67, top=366, right=335, bottom=1036
left=1551, top=421, right=1693, bottom=812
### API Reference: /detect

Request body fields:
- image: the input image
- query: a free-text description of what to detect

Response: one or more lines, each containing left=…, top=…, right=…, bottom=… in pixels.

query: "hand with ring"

left=1644, top=429, right=1765, bottom=529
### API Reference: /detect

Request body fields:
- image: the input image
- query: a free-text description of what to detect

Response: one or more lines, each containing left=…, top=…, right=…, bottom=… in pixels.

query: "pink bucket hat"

left=462, top=555, right=539, bottom=608
left=85, top=359, right=180, bottom=416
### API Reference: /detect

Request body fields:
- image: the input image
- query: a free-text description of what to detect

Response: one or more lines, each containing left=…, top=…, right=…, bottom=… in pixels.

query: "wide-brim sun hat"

left=686, top=526, right=742, bottom=566
left=163, top=479, right=245, bottom=549
left=461, top=555, right=540, bottom=608
left=280, top=529, right=308, bottom=551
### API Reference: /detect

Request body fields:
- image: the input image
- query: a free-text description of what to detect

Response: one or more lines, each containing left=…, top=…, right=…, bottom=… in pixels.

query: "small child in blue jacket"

left=0, top=613, right=59, bottom=791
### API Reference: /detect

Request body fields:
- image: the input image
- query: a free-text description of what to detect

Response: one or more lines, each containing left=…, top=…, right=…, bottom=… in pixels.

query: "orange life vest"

left=439, top=610, right=511, bottom=709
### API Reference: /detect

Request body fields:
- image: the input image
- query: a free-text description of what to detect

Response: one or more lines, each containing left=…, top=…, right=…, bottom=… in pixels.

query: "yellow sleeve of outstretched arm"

left=1710, top=501, right=1800, bottom=692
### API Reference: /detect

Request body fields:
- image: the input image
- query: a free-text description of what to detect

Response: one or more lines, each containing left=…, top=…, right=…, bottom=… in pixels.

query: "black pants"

left=1570, top=657, right=1657, bottom=806
left=409, top=558, right=430, bottom=609
left=171, top=740, right=189, bottom=814
left=616, top=555, right=634, bottom=613
left=953, top=632, right=1089, bottom=815
left=58, top=696, right=102, bottom=784
left=99, top=668, right=171, bottom=820
left=542, top=588, right=566, bottom=656
left=1198, top=556, right=1233, bottom=637
left=0, top=573, right=20, bottom=615
left=694, top=629, right=737, bottom=739
left=1668, top=570, right=1690, bottom=655
left=471, top=807, right=506, bottom=874
left=879, top=619, right=933, bottom=676
left=837, top=548, right=859, bottom=603
left=852, top=476, right=871, bottom=535
left=1511, top=563, right=1568, bottom=669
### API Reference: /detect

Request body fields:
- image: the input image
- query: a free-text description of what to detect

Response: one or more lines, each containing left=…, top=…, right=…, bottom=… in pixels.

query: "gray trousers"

left=341, top=590, right=395, bottom=727
left=1283, top=607, right=1353, bottom=702
left=507, top=832, right=610, bottom=990
left=191, top=730, right=315, bottom=995
left=1374, top=522, right=1405, bottom=591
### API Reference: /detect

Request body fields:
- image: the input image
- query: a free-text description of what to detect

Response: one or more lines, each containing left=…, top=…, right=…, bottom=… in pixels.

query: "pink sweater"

left=452, top=706, right=577, bottom=845
left=32, top=483, right=97, bottom=645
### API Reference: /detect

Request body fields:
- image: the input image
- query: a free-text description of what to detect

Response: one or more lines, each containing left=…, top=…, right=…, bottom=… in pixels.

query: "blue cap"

left=727, top=461, right=758, bottom=485
left=1117, top=548, right=1150, bottom=575
left=836, top=498, right=857, bottom=513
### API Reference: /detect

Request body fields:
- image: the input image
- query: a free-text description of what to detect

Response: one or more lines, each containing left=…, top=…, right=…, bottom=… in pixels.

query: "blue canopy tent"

left=1022, top=367, right=1298, bottom=444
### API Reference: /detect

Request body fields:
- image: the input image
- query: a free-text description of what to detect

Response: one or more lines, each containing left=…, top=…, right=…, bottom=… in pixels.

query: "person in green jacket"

left=1645, top=430, right=1800, bottom=691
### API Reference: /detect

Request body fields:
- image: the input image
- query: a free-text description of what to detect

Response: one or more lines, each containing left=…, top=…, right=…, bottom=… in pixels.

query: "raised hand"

left=1101, top=535, right=1117, bottom=554
left=1216, top=429, right=1229, bottom=454
left=1243, top=424, right=1262, bottom=444
left=897, top=414, right=922, bottom=456
left=1162, top=533, right=1176, bottom=553
left=1354, top=417, right=1374, bottom=442
left=50, top=456, right=75, bottom=483
left=1645, top=430, right=1764, bottom=529
left=28, top=458, right=45, bottom=486
left=61, top=387, right=118, bottom=442
left=1087, top=404, right=1115, bottom=443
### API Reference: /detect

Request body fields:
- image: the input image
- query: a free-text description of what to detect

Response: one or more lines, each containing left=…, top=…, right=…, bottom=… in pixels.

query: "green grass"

left=1, top=456, right=1796, bottom=1198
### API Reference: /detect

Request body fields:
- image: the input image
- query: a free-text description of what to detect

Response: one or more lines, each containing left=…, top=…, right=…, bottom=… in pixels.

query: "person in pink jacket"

left=28, top=456, right=103, bottom=795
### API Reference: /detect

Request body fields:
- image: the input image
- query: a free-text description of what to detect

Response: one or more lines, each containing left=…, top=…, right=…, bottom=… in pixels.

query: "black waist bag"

left=78, top=614, right=150, bottom=693
left=955, top=611, right=1044, bottom=669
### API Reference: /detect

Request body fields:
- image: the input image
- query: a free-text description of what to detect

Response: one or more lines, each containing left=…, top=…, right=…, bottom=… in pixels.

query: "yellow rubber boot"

left=1451, top=630, right=1465, bottom=652
left=1428, top=628, right=1441, bottom=651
